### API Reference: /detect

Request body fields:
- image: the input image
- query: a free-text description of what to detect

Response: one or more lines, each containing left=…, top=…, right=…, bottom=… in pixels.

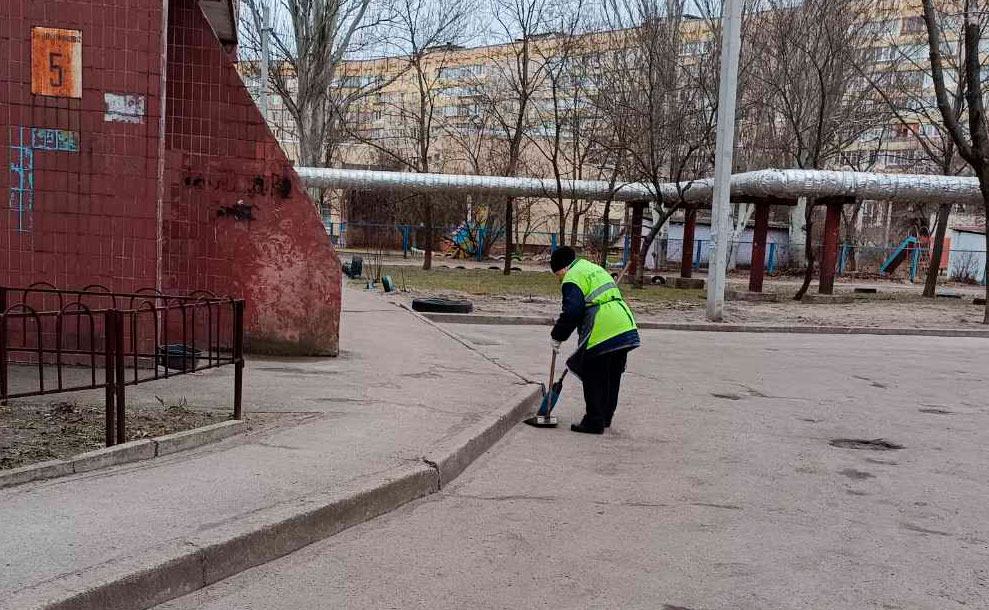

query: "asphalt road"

left=159, top=327, right=989, bottom=610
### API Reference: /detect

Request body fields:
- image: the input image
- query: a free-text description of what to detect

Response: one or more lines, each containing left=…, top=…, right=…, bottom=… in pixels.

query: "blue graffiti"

left=31, top=128, right=79, bottom=152
left=9, top=126, right=35, bottom=233
left=8, top=126, right=79, bottom=233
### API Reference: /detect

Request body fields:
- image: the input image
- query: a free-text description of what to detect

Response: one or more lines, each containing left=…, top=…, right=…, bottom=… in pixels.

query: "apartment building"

left=238, top=0, right=985, bottom=252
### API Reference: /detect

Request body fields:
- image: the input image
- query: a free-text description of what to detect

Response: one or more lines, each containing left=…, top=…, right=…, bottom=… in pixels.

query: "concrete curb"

left=424, top=384, right=543, bottom=488
left=419, top=312, right=989, bottom=338
left=0, top=420, right=248, bottom=490
left=2, top=384, right=542, bottom=610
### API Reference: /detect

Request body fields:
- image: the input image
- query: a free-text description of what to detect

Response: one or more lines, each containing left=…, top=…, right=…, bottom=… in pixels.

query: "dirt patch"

left=384, top=285, right=988, bottom=329
left=0, top=399, right=228, bottom=471
left=371, top=269, right=986, bottom=329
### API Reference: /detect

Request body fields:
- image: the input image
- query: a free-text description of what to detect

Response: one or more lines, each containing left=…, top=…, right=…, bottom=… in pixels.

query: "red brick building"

left=1, top=0, right=341, bottom=354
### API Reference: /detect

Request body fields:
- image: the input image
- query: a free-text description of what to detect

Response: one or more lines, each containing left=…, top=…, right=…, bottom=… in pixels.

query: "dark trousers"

left=580, top=350, right=628, bottom=431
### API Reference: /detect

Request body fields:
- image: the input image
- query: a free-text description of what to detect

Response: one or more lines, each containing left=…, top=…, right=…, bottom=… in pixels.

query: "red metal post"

left=748, top=202, right=771, bottom=293
left=104, top=310, right=117, bottom=446
left=114, top=310, right=126, bottom=443
left=0, top=315, right=7, bottom=404
left=628, top=201, right=647, bottom=284
left=819, top=199, right=844, bottom=295
left=233, top=299, right=245, bottom=420
left=680, top=207, right=697, bottom=279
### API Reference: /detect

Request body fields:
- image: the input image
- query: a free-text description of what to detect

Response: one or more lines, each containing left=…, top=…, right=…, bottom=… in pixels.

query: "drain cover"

left=830, top=438, right=904, bottom=451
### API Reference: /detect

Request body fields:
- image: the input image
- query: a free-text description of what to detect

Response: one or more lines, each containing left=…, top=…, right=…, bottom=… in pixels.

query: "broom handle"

left=548, top=348, right=557, bottom=394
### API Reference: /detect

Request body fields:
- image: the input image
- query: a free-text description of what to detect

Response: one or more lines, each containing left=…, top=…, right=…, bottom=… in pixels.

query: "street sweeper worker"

left=549, top=246, right=640, bottom=434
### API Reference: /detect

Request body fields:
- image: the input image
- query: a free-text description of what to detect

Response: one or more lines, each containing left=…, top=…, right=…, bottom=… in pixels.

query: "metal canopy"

left=296, top=167, right=984, bottom=206
left=199, top=0, right=238, bottom=45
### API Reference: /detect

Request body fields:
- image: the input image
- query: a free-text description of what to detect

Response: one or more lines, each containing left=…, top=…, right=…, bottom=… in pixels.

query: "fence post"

left=104, top=310, right=117, bottom=446
left=0, top=313, right=7, bottom=404
left=233, top=300, right=245, bottom=420
left=114, top=310, right=126, bottom=443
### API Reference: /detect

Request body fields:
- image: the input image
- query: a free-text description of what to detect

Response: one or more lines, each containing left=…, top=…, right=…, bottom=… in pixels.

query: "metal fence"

left=326, top=220, right=987, bottom=284
left=325, top=221, right=622, bottom=260
left=0, top=284, right=245, bottom=446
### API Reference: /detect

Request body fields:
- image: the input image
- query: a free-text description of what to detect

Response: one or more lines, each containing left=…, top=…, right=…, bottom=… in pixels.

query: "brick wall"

left=0, top=0, right=163, bottom=293
left=0, top=0, right=341, bottom=355
left=163, top=0, right=340, bottom=355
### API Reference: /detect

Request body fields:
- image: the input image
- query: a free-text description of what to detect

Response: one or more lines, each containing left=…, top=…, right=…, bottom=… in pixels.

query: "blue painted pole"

left=550, top=233, right=557, bottom=253
left=838, top=244, right=849, bottom=275
left=767, top=242, right=777, bottom=275
left=694, top=240, right=704, bottom=270
left=623, top=234, right=630, bottom=267
left=910, top=247, right=920, bottom=283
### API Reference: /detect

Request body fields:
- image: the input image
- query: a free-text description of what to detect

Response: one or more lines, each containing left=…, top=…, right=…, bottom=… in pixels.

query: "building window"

left=901, top=16, right=926, bottom=35
left=680, top=40, right=709, bottom=56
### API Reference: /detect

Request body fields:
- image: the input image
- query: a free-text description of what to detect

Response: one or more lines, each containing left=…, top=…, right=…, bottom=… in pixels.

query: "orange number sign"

left=31, top=27, right=82, bottom=98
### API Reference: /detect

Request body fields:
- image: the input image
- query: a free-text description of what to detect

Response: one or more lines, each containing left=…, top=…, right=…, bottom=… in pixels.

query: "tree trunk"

left=983, top=201, right=989, bottom=324
left=600, top=199, right=613, bottom=267
left=570, top=209, right=581, bottom=251
left=635, top=204, right=676, bottom=287
left=503, top=197, right=514, bottom=275
left=923, top=204, right=951, bottom=298
left=423, top=196, right=433, bottom=271
left=789, top=198, right=808, bottom=268
left=794, top=201, right=816, bottom=300
left=558, top=206, right=567, bottom=248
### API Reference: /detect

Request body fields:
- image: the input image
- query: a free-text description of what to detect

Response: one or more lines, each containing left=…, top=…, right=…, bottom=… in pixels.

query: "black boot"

left=571, top=422, right=604, bottom=435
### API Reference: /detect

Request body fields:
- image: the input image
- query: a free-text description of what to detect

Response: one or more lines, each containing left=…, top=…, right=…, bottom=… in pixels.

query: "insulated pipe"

left=296, top=167, right=985, bottom=207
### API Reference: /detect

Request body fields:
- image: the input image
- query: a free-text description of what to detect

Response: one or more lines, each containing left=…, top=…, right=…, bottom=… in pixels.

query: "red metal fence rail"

left=0, top=286, right=245, bottom=447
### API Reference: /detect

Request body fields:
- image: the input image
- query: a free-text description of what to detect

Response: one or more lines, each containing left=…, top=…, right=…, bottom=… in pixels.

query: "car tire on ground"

left=411, top=298, right=474, bottom=314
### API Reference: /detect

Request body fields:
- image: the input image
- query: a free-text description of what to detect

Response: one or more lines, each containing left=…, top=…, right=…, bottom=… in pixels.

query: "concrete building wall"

left=947, top=229, right=987, bottom=283
left=163, top=0, right=341, bottom=354
left=645, top=222, right=790, bottom=270
left=1, top=0, right=341, bottom=355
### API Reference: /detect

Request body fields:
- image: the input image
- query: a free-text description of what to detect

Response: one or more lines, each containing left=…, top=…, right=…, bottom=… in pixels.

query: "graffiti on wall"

left=7, top=127, right=80, bottom=233
left=30, top=128, right=79, bottom=152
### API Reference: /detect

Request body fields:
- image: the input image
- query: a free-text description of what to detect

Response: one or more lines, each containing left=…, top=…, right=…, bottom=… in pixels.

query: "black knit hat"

left=550, top=246, right=576, bottom=273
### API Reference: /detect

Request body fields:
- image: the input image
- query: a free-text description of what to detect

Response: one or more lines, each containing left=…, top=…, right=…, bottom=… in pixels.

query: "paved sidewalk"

left=0, top=288, right=532, bottom=604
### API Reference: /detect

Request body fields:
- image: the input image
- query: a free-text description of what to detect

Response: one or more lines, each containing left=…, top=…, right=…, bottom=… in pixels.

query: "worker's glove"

left=551, top=339, right=562, bottom=353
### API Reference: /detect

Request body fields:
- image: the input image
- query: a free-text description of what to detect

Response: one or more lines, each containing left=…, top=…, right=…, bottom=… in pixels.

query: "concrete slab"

left=0, top=288, right=529, bottom=604
left=671, top=277, right=705, bottom=289
left=727, top=290, right=783, bottom=302
left=801, top=293, right=855, bottom=304
left=154, top=420, right=247, bottom=457
left=0, top=459, right=73, bottom=489
left=158, top=326, right=989, bottom=610
left=71, top=440, right=156, bottom=474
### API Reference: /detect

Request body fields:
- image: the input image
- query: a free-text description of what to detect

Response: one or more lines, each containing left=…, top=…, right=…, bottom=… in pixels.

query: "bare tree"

left=920, top=0, right=989, bottom=321
left=441, top=74, right=510, bottom=258
left=239, top=0, right=392, bottom=168
left=475, top=0, right=552, bottom=274
left=860, top=8, right=974, bottom=296
left=749, top=0, right=893, bottom=299
left=345, top=0, right=476, bottom=269
left=523, top=1, right=604, bottom=248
